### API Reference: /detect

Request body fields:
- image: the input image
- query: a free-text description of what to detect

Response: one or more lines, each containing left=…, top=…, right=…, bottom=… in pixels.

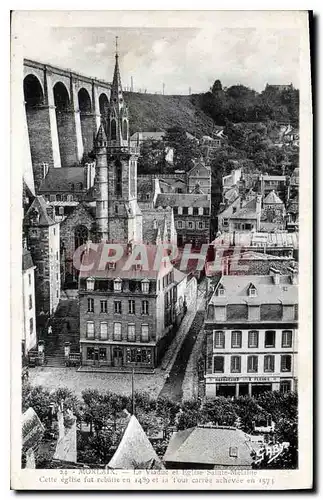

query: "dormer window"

left=114, top=277, right=122, bottom=292
left=141, top=279, right=149, bottom=294
left=248, top=284, right=257, bottom=297
left=108, top=262, right=116, bottom=270
left=217, top=284, right=225, bottom=297
left=86, top=277, right=95, bottom=291
left=229, top=446, right=238, bottom=458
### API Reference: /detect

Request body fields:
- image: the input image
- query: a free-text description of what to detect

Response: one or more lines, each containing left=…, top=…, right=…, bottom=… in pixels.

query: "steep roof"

left=38, top=167, right=85, bottom=193
left=22, top=407, right=45, bottom=451
left=24, top=195, right=56, bottom=227
left=22, top=248, right=34, bottom=271
left=163, top=426, right=260, bottom=467
left=230, top=197, right=259, bottom=220
left=142, top=207, right=172, bottom=244
left=263, top=190, right=284, bottom=204
left=79, top=243, right=172, bottom=280
left=108, top=415, right=164, bottom=470
left=209, top=274, right=298, bottom=306
left=155, top=193, right=210, bottom=208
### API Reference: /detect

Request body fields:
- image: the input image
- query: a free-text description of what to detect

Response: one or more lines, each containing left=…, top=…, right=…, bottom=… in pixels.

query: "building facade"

left=204, top=272, right=298, bottom=398
left=78, top=245, right=177, bottom=368
left=22, top=247, right=37, bottom=355
left=24, top=196, right=61, bottom=316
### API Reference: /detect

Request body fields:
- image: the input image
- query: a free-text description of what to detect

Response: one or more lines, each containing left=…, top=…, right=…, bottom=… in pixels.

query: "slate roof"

left=24, top=195, right=56, bottom=227
left=212, top=231, right=298, bottom=248
left=142, top=208, right=172, bottom=244
left=263, top=190, right=284, bottom=204
left=22, top=407, right=45, bottom=451
left=22, top=248, right=34, bottom=271
left=230, top=197, right=258, bottom=220
left=79, top=243, right=172, bottom=280
left=209, top=274, right=298, bottom=306
left=38, top=167, right=85, bottom=193
left=163, top=426, right=261, bottom=467
left=155, top=193, right=210, bottom=208
left=108, top=415, right=164, bottom=470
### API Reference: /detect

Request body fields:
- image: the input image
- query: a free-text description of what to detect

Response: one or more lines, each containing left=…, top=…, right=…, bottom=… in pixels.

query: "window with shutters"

left=231, top=356, right=241, bottom=373
left=248, top=330, right=259, bottom=348
left=141, top=280, right=149, bottom=293
left=281, top=355, right=292, bottom=372
left=113, top=323, right=122, bottom=341
left=264, top=355, right=275, bottom=372
left=213, top=356, right=224, bottom=373
left=114, top=278, right=122, bottom=292
left=87, top=298, right=94, bottom=313
left=100, top=322, right=108, bottom=340
left=86, top=321, right=94, bottom=339
left=100, top=300, right=107, bottom=313
left=141, top=324, right=149, bottom=342
left=213, top=331, right=225, bottom=349
left=231, top=331, right=242, bottom=348
left=142, top=300, right=149, bottom=315
left=128, top=324, right=135, bottom=342
left=114, top=301, right=122, bottom=314
left=282, top=330, right=292, bottom=348
left=247, top=355, right=258, bottom=373
left=129, top=300, right=135, bottom=314
left=265, top=330, right=276, bottom=348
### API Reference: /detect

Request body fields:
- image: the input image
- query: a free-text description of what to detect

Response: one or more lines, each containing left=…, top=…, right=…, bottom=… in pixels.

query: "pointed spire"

left=111, top=36, right=124, bottom=109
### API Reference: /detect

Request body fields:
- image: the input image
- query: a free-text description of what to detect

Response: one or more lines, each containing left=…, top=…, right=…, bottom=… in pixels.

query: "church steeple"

left=108, top=37, right=129, bottom=147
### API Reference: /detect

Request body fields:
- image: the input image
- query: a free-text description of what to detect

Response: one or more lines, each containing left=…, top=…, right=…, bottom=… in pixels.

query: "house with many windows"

left=78, top=244, right=179, bottom=369
left=204, top=270, right=298, bottom=398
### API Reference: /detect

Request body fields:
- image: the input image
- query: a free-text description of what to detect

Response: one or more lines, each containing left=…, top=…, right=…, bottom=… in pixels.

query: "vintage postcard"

left=11, top=10, right=312, bottom=490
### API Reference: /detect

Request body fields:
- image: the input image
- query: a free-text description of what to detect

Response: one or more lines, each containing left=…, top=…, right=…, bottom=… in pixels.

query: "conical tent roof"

left=108, top=415, right=164, bottom=470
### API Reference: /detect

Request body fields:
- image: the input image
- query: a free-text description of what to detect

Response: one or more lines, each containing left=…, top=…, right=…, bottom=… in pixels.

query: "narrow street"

left=159, top=282, right=206, bottom=402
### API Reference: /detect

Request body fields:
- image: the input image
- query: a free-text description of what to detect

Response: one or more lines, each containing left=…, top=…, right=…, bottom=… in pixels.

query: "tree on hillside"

left=163, top=127, right=202, bottom=171
left=211, top=79, right=223, bottom=93
left=137, top=138, right=165, bottom=174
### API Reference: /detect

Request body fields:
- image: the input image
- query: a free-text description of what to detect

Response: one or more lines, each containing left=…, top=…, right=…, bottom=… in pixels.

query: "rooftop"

left=79, top=243, right=173, bottom=280
left=163, top=426, right=261, bottom=467
left=24, top=195, right=56, bottom=227
left=22, top=248, right=34, bottom=271
left=208, top=274, right=298, bottom=306
left=38, top=167, right=85, bottom=193
left=263, top=190, right=284, bottom=204
left=155, top=193, right=210, bottom=208
left=108, top=415, right=164, bottom=470
left=212, top=231, right=299, bottom=248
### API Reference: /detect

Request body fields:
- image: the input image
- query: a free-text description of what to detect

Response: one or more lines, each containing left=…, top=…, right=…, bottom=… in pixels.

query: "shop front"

left=81, top=342, right=155, bottom=369
left=205, top=375, right=290, bottom=399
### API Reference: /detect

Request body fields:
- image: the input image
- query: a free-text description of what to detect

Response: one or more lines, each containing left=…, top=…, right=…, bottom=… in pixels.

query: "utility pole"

left=131, top=76, right=133, bottom=92
left=189, top=86, right=191, bottom=95
left=131, top=368, right=135, bottom=415
left=162, top=82, right=165, bottom=95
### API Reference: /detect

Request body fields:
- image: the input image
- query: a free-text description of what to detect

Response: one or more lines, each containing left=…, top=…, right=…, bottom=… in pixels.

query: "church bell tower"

left=95, top=38, right=142, bottom=244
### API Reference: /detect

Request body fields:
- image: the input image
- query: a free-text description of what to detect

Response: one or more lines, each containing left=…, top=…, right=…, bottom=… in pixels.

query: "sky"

left=16, top=15, right=301, bottom=95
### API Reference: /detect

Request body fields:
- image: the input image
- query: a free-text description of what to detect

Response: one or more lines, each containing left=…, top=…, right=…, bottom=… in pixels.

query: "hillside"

left=125, top=92, right=214, bottom=138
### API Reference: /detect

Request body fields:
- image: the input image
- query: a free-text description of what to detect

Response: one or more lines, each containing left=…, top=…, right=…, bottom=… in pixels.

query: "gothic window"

left=115, top=160, right=122, bottom=196
left=111, top=119, right=117, bottom=141
left=122, top=119, right=128, bottom=140
left=75, top=225, right=88, bottom=249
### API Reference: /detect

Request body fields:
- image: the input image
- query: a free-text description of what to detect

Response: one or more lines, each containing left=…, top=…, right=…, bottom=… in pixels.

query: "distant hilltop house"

left=265, top=83, right=294, bottom=92
left=163, top=425, right=264, bottom=469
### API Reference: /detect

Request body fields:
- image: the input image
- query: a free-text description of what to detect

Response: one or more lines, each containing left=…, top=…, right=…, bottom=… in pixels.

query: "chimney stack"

left=287, top=266, right=298, bottom=284
left=269, top=267, right=281, bottom=285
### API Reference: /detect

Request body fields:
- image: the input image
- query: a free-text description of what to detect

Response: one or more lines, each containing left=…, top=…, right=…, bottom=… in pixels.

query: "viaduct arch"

left=23, top=59, right=112, bottom=174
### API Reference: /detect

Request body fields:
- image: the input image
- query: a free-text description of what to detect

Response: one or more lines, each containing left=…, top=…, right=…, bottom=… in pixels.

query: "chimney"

left=287, top=266, right=298, bottom=284
left=256, top=195, right=262, bottom=215
left=270, top=267, right=281, bottom=285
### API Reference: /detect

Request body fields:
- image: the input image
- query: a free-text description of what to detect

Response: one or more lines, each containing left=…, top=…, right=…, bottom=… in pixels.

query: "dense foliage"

left=22, top=383, right=298, bottom=469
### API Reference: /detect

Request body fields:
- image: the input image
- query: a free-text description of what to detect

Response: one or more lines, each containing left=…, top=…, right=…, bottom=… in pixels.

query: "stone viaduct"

left=23, top=59, right=112, bottom=170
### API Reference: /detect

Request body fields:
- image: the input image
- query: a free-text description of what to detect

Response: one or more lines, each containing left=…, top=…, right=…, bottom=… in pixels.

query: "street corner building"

left=204, top=271, right=298, bottom=398
left=78, top=244, right=179, bottom=369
